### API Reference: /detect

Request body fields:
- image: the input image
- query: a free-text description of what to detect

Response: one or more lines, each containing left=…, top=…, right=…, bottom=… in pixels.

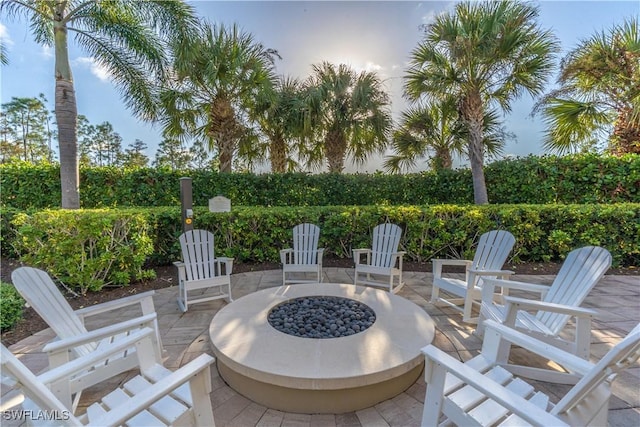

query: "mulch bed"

left=1, top=257, right=635, bottom=347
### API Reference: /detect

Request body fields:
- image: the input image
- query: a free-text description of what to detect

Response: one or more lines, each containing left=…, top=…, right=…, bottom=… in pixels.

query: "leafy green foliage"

left=11, top=209, right=155, bottom=294
left=0, top=282, right=24, bottom=330
left=3, top=204, right=638, bottom=291
left=2, top=155, right=638, bottom=209
left=141, top=204, right=640, bottom=267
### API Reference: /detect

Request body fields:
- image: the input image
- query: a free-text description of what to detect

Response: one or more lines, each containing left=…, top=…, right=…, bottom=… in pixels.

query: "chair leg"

left=430, top=285, right=440, bottom=304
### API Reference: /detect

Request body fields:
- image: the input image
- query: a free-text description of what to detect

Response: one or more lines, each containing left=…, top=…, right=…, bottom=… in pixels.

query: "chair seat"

left=85, top=364, right=192, bottom=426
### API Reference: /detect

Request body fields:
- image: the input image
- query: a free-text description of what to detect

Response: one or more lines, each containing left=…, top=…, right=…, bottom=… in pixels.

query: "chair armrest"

left=504, top=296, right=598, bottom=317
left=352, top=248, right=371, bottom=265
left=280, top=248, right=292, bottom=264
left=431, top=259, right=473, bottom=267
left=74, top=290, right=156, bottom=319
left=469, top=269, right=515, bottom=277
left=481, top=278, right=549, bottom=303
left=216, top=257, right=234, bottom=275
left=422, top=343, right=569, bottom=426
left=38, top=328, right=157, bottom=385
left=89, top=353, right=215, bottom=427
left=483, top=320, right=594, bottom=375
left=42, top=313, right=158, bottom=355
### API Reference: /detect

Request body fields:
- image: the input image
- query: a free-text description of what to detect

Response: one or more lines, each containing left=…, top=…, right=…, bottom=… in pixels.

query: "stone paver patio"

left=5, top=268, right=639, bottom=426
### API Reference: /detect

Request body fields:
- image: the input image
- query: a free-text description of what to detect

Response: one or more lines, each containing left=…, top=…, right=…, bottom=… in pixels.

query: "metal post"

left=180, top=177, right=193, bottom=232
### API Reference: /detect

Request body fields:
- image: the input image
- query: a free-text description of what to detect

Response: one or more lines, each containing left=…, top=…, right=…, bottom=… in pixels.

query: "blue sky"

left=1, top=1, right=639, bottom=172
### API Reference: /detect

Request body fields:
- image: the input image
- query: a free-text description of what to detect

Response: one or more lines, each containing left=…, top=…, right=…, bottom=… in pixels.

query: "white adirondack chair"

left=431, top=230, right=516, bottom=323
left=353, top=223, right=406, bottom=293
left=11, top=267, right=163, bottom=411
left=280, top=223, right=325, bottom=285
left=421, top=319, right=640, bottom=427
left=478, top=246, right=612, bottom=372
left=174, top=229, right=233, bottom=312
left=1, top=328, right=216, bottom=426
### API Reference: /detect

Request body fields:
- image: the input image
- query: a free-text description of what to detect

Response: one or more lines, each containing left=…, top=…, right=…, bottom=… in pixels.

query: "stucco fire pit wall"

left=209, top=283, right=435, bottom=413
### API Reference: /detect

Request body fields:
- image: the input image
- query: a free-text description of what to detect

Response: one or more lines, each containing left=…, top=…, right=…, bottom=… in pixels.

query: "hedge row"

left=2, top=154, right=638, bottom=209
left=3, top=204, right=638, bottom=293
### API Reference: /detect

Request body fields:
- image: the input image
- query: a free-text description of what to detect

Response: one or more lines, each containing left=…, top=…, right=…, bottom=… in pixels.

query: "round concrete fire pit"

left=209, top=283, right=434, bottom=413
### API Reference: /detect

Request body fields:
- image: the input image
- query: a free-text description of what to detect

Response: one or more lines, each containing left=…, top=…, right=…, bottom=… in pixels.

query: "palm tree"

left=256, top=76, right=307, bottom=173
left=538, top=18, right=639, bottom=155
left=385, top=99, right=507, bottom=173
left=1, top=0, right=197, bottom=208
left=160, top=22, right=279, bottom=173
left=405, top=0, right=558, bottom=204
left=303, top=62, right=392, bottom=173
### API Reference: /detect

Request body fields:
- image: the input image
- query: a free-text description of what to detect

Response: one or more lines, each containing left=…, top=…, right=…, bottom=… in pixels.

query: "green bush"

left=87, top=204, right=640, bottom=267
left=11, top=209, right=156, bottom=294
left=0, top=282, right=24, bottom=330
left=5, top=204, right=638, bottom=286
left=2, top=154, right=638, bottom=209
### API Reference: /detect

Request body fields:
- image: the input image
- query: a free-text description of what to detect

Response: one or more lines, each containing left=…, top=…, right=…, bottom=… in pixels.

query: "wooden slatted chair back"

left=179, top=229, right=218, bottom=282
left=539, top=246, right=612, bottom=335
left=471, top=230, right=516, bottom=271
left=554, top=323, right=640, bottom=418
left=370, top=223, right=402, bottom=268
left=12, top=267, right=96, bottom=357
left=292, top=223, right=320, bottom=265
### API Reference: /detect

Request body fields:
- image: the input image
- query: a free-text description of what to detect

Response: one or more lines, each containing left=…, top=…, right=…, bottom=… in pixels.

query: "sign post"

left=180, top=177, right=193, bottom=232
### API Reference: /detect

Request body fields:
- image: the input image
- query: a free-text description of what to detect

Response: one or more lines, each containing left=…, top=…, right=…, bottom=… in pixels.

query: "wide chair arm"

left=38, top=328, right=158, bottom=386
left=215, top=257, right=234, bottom=275
left=280, top=248, right=293, bottom=264
left=42, top=313, right=158, bottom=357
left=74, top=290, right=156, bottom=322
left=503, top=296, right=598, bottom=318
left=352, top=248, right=372, bottom=265
left=481, top=278, right=550, bottom=303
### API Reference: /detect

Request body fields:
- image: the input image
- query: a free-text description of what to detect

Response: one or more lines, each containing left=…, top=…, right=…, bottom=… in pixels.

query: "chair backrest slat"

left=472, top=230, right=516, bottom=271
left=12, top=267, right=95, bottom=357
left=180, top=230, right=217, bottom=281
left=539, top=246, right=612, bottom=334
left=371, top=224, right=402, bottom=268
left=293, top=223, right=320, bottom=265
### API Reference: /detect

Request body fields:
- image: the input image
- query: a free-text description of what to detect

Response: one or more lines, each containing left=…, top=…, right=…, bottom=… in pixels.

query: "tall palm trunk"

left=611, top=109, right=640, bottom=155
left=460, top=93, right=489, bottom=204
left=325, top=129, right=346, bottom=173
left=433, top=146, right=453, bottom=170
left=210, top=97, right=241, bottom=173
left=54, top=17, right=79, bottom=209
left=270, top=134, right=287, bottom=173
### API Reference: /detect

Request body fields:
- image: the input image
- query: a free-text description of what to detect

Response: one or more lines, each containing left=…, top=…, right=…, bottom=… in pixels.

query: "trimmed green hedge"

left=5, top=204, right=638, bottom=293
left=2, top=154, right=638, bottom=209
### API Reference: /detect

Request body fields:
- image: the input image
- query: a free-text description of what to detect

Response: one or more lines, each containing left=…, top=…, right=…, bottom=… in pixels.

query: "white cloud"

left=0, top=23, right=14, bottom=47
left=363, top=61, right=383, bottom=73
left=421, top=10, right=438, bottom=26
left=41, top=45, right=53, bottom=58
left=73, top=57, right=111, bottom=82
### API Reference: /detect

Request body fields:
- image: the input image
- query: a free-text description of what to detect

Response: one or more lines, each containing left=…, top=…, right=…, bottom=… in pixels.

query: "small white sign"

left=209, top=196, right=231, bottom=212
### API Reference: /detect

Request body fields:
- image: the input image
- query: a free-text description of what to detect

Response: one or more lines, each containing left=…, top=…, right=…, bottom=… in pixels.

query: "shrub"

left=11, top=209, right=156, bottom=294
left=0, top=282, right=24, bottom=330
left=5, top=204, right=638, bottom=286
left=2, top=154, right=638, bottom=209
